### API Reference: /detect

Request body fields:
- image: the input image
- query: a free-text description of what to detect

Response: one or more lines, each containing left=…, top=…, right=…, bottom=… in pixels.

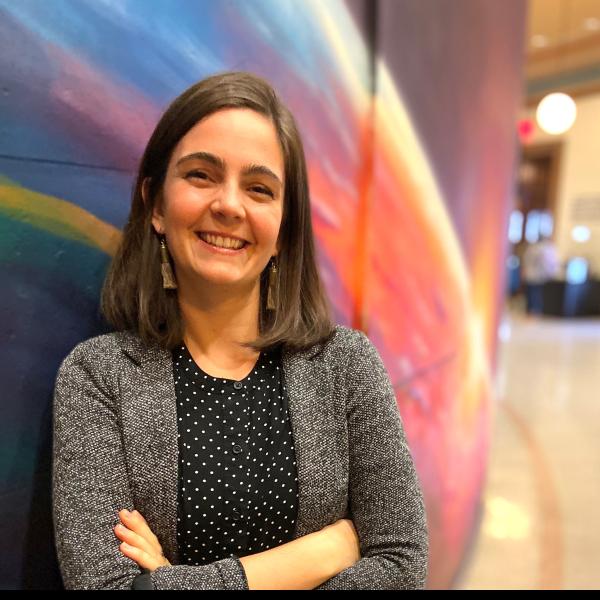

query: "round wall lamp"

left=536, top=92, right=577, bottom=135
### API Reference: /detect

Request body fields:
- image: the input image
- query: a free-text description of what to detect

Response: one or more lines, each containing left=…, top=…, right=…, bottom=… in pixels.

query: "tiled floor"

left=457, top=307, right=600, bottom=590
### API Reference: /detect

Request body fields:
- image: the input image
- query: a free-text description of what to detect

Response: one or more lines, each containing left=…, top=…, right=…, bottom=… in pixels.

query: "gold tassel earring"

left=160, top=236, right=178, bottom=289
left=267, top=258, right=278, bottom=310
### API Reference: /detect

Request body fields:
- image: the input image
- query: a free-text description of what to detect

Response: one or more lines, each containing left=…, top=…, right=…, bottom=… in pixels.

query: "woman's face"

left=151, top=108, right=285, bottom=294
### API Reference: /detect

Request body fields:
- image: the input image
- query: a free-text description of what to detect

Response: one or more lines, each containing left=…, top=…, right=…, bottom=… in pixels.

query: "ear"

left=143, top=178, right=165, bottom=235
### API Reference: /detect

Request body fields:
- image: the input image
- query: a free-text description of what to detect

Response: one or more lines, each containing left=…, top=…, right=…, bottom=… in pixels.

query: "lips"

left=195, top=232, right=249, bottom=252
left=195, top=231, right=249, bottom=244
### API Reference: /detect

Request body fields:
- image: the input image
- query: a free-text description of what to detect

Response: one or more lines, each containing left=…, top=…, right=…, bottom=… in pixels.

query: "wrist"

left=318, top=523, right=350, bottom=576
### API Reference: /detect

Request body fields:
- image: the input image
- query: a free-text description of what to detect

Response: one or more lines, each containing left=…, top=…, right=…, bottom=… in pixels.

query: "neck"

left=177, top=276, right=261, bottom=361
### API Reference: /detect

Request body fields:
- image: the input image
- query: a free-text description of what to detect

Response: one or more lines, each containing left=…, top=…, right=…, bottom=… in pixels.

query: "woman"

left=52, top=71, right=428, bottom=590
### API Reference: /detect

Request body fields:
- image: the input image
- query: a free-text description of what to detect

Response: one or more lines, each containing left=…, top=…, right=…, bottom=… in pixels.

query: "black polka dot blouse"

left=173, top=342, right=299, bottom=566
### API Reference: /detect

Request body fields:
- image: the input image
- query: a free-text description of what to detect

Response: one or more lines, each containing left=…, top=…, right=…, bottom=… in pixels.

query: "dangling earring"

left=267, top=257, right=278, bottom=310
left=160, top=236, right=178, bottom=289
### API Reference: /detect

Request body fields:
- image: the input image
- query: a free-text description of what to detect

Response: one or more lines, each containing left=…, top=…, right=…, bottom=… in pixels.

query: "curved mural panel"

left=0, top=0, right=525, bottom=589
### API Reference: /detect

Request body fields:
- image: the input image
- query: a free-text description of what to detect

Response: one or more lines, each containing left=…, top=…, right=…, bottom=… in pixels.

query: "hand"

left=114, top=509, right=171, bottom=572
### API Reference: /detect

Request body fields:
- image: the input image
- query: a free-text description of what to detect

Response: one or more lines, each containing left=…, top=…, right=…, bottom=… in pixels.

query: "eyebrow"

left=176, top=151, right=283, bottom=187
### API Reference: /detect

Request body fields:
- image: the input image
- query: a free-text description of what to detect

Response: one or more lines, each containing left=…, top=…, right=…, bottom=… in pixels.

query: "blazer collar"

left=115, top=328, right=325, bottom=368
left=115, top=330, right=168, bottom=368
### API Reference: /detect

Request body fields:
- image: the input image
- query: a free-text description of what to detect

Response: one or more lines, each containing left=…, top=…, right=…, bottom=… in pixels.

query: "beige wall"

left=523, top=93, right=600, bottom=276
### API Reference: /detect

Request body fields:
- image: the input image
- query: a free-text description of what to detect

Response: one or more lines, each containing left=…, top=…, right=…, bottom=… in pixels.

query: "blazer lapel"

left=282, top=347, right=346, bottom=538
left=117, top=332, right=181, bottom=564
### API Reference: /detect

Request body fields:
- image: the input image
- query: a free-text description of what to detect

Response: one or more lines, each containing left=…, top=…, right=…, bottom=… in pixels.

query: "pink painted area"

left=44, top=42, right=161, bottom=169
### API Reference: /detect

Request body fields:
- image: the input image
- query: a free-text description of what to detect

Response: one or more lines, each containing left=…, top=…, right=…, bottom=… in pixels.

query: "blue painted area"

left=0, top=215, right=113, bottom=307
left=0, top=0, right=228, bottom=102
left=0, top=10, right=144, bottom=170
left=0, top=159, right=134, bottom=229
left=1, top=252, right=110, bottom=471
left=0, top=0, right=353, bottom=96
left=0, top=0, right=360, bottom=184
left=0, top=121, right=96, bottom=168
left=1, top=215, right=113, bottom=486
left=0, top=217, right=112, bottom=588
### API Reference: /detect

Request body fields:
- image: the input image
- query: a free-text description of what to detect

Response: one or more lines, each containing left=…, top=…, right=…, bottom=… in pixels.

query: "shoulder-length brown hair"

left=101, top=71, right=335, bottom=354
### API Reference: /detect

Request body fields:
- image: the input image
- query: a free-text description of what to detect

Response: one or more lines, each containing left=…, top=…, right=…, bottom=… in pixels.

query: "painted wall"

left=0, top=0, right=526, bottom=589
left=371, top=1, right=526, bottom=586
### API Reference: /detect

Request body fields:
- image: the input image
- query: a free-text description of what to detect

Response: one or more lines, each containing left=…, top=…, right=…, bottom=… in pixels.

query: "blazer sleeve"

left=315, top=330, right=429, bottom=589
left=52, top=343, right=249, bottom=590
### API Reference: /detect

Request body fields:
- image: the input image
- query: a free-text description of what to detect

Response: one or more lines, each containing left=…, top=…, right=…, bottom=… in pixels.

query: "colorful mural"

left=368, top=1, right=526, bottom=587
left=0, top=0, right=525, bottom=589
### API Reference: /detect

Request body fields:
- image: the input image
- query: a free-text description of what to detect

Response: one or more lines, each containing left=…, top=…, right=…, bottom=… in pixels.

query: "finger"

left=114, top=523, right=157, bottom=558
left=118, top=511, right=161, bottom=555
left=118, top=540, right=170, bottom=572
left=118, top=542, right=164, bottom=572
left=120, top=510, right=161, bottom=548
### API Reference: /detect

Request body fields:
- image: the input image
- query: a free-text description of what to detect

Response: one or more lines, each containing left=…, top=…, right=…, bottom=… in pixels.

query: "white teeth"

left=199, top=233, right=245, bottom=249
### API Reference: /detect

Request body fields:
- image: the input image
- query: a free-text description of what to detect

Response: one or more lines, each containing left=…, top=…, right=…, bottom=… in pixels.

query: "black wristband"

left=131, top=572, right=154, bottom=590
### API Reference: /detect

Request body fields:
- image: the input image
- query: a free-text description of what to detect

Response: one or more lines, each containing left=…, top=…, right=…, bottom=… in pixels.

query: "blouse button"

left=233, top=444, right=243, bottom=454
left=233, top=381, right=243, bottom=390
left=232, top=508, right=242, bottom=521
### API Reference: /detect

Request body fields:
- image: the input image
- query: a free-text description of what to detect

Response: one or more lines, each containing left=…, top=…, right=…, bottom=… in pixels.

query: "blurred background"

left=0, top=0, right=597, bottom=590
left=461, top=0, right=600, bottom=589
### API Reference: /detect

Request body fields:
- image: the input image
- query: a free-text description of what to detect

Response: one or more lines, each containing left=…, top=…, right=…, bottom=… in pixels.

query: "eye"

left=186, top=170, right=210, bottom=181
left=250, top=186, right=274, bottom=198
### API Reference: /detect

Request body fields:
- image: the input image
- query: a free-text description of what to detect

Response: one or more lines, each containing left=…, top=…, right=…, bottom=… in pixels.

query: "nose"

left=210, top=180, right=245, bottom=220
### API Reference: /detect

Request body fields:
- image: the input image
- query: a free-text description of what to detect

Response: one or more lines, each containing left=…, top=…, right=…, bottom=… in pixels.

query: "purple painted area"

left=377, top=0, right=526, bottom=264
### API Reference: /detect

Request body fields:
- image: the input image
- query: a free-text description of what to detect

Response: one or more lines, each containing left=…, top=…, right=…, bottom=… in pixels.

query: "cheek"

left=162, top=185, right=204, bottom=228
left=253, top=209, right=282, bottom=245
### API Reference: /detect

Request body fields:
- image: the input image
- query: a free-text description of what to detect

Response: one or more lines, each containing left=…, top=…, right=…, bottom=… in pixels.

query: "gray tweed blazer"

left=52, top=324, right=428, bottom=589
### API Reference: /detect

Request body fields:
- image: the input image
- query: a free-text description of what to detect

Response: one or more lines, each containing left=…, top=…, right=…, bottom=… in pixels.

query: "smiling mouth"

left=196, top=232, right=249, bottom=250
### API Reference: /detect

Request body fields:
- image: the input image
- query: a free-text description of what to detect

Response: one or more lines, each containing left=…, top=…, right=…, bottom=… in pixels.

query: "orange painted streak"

left=307, top=163, right=358, bottom=304
left=467, top=174, right=510, bottom=360
left=370, top=142, right=467, bottom=359
left=353, top=110, right=376, bottom=333
left=0, top=177, right=121, bottom=255
left=372, top=151, right=463, bottom=298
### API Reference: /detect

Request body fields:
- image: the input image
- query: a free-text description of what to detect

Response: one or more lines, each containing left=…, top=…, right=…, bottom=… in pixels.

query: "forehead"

left=171, top=108, right=284, bottom=175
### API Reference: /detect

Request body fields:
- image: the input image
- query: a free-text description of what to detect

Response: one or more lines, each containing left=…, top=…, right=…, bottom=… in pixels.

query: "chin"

left=193, top=270, right=252, bottom=287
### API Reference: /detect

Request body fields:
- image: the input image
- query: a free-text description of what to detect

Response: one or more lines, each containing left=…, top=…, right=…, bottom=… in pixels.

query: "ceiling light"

left=571, top=226, right=591, bottom=243
left=536, top=93, right=577, bottom=135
